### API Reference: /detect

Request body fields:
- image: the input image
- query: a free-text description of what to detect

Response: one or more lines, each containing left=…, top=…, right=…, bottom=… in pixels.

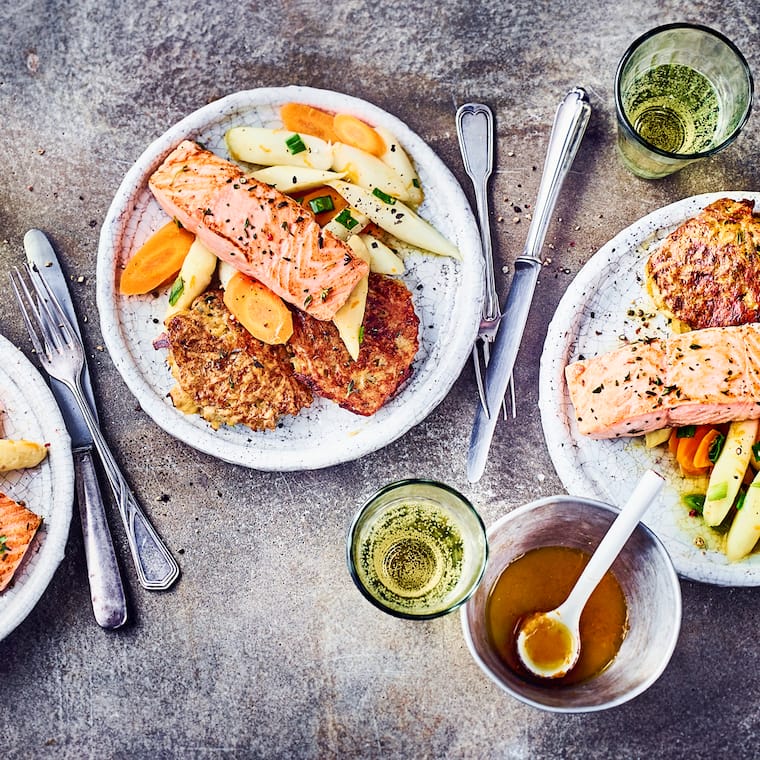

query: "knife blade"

left=24, top=229, right=128, bottom=629
left=467, top=88, right=591, bottom=483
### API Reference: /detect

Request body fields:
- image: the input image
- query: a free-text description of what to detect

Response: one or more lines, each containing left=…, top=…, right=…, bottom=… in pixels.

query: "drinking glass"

left=347, top=479, right=487, bottom=619
left=615, top=23, right=753, bottom=178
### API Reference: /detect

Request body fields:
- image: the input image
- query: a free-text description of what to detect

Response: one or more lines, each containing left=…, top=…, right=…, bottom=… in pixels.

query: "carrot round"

left=223, top=272, right=293, bottom=345
left=692, top=428, right=724, bottom=470
left=280, top=102, right=339, bottom=143
left=676, top=425, right=713, bottom=476
left=120, top=221, right=195, bottom=295
left=333, top=113, right=386, bottom=157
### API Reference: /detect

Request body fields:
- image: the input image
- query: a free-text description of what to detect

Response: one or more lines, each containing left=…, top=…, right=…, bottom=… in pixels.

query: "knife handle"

left=524, top=87, right=591, bottom=259
left=74, top=449, right=128, bottom=629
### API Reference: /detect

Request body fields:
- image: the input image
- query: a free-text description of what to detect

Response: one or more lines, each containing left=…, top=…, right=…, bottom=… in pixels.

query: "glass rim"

left=614, top=22, right=754, bottom=161
left=346, top=478, right=488, bottom=621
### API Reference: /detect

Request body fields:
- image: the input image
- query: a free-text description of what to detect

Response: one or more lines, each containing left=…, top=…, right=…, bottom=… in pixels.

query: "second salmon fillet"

left=565, top=323, right=760, bottom=438
left=148, top=140, right=369, bottom=321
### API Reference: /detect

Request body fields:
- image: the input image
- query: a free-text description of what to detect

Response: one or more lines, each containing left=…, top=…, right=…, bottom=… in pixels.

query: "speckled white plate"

left=539, top=191, right=760, bottom=586
left=97, top=86, right=483, bottom=471
left=0, top=333, right=74, bottom=641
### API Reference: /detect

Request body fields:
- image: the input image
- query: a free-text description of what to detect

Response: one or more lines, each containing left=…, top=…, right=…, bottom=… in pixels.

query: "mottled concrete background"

left=2, top=1, right=759, bottom=758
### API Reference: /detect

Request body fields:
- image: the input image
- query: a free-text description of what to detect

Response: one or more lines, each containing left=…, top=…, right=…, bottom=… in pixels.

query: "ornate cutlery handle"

left=456, top=102, right=499, bottom=322
left=524, top=87, right=591, bottom=260
left=68, top=375, right=180, bottom=591
left=74, top=449, right=128, bottom=627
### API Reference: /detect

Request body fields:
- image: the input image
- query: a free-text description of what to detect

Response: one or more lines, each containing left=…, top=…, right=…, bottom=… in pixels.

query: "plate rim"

left=539, top=190, right=760, bottom=587
left=0, top=333, right=74, bottom=642
left=96, top=86, right=484, bottom=471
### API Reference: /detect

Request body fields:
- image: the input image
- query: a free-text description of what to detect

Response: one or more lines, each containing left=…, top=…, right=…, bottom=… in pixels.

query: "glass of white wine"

left=347, top=480, right=488, bottom=619
left=615, top=23, right=753, bottom=178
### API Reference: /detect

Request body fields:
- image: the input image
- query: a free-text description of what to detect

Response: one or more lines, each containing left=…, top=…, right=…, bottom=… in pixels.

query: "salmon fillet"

left=565, top=323, right=760, bottom=438
left=147, top=140, right=369, bottom=321
left=646, top=198, right=760, bottom=329
left=288, top=274, right=420, bottom=416
left=165, top=290, right=313, bottom=431
left=0, top=493, right=42, bottom=592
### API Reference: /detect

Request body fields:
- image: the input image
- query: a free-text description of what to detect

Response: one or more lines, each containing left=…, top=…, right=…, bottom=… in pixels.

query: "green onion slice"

left=372, top=187, right=396, bottom=205
left=707, top=481, right=728, bottom=501
left=285, top=133, right=307, bottom=155
left=335, top=209, right=359, bottom=230
left=677, top=425, right=697, bottom=438
left=683, top=493, right=705, bottom=514
left=168, top=276, right=185, bottom=306
left=709, top=432, right=726, bottom=463
left=308, top=195, right=335, bottom=214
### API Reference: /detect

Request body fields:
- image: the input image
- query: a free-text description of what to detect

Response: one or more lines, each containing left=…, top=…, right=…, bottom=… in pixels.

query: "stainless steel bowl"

left=461, top=495, right=682, bottom=712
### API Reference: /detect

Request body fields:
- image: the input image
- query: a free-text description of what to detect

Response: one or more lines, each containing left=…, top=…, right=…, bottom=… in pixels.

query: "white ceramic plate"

left=97, top=86, right=483, bottom=471
left=539, top=191, right=760, bottom=586
left=0, top=334, right=73, bottom=641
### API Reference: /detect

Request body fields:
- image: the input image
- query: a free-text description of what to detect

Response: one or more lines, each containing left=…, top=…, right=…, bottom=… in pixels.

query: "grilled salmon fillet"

left=646, top=198, right=760, bottom=329
left=148, top=140, right=369, bottom=321
left=288, top=274, right=420, bottom=416
left=0, top=493, right=42, bottom=592
left=165, top=290, right=312, bottom=431
left=566, top=323, right=760, bottom=438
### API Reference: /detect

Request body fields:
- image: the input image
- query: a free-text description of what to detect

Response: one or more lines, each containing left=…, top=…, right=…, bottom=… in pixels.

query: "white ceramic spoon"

left=516, top=469, right=665, bottom=679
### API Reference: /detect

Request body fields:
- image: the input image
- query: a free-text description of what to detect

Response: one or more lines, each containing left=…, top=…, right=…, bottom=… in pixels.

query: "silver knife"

left=24, top=229, right=128, bottom=628
left=467, top=87, right=591, bottom=483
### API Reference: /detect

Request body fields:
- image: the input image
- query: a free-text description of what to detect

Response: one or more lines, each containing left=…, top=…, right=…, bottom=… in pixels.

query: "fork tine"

left=9, top=267, right=48, bottom=358
left=25, top=262, right=77, bottom=347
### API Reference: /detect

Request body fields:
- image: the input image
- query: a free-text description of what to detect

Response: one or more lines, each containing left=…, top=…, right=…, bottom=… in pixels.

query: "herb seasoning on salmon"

left=148, top=140, right=369, bottom=321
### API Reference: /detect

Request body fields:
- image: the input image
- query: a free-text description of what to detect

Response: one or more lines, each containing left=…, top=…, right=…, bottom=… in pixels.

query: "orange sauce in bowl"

left=486, top=546, right=628, bottom=685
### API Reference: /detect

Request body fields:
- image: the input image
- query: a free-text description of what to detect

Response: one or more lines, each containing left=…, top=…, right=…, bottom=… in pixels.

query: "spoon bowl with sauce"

left=515, top=470, right=665, bottom=680
left=461, top=486, right=682, bottom=713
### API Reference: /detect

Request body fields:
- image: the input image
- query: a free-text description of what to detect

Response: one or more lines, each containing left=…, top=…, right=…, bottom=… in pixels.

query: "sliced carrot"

left=120, top=220, right=195, bottom=295
left=223, top=272, right=293, bottom=345
left=676, top=425, right=713, bottom=476
left=692, top=428, right=723, bottom=470
left=668, top=428, right=680, bottom=457
left=333, top=113, right=386, bottom=157
left=280, top=102, right=339, bottom=143
left=296, top=186, right=348, bottom=226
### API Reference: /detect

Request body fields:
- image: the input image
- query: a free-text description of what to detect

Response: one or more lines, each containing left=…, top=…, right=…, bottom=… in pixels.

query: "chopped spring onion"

left=707, top=481, right=728, bottom=501
left=709, top=432, right=726, bottom=463
left=371, top=187, right=396, bottom=205
left=335, top=208, right=359, bottom=230
left=308, top=195, right=335, bottom=214
left=683, top=493, right=705, bottom=514
left=677, top=425, right=697, bottom=438
left=285, top=133, right=307, bottom=155
left=168, top=276, right=185, bottom=306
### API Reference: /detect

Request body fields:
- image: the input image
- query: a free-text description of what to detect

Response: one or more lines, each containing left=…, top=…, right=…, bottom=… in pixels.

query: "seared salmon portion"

left=148, top=140, right=369, bottom=321
left=0, top=493, right=42, bottom=592
left=566, top=323, right=760, bottom=438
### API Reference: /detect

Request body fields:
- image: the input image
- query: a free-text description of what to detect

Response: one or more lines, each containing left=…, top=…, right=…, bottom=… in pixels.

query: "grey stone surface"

left=1, top=0, right=759, bottom=757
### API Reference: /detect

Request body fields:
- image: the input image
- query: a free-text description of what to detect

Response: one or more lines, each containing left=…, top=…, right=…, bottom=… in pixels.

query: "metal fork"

left=456, top=103, right=515, bottom=420
left=11, top=264, right=180, bottom=591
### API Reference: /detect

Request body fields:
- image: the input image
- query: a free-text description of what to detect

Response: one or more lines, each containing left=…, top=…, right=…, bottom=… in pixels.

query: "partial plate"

left=0, top=333, right=74, bottom=641
left=97, top=86, right=483, bottom=471
left=539, top=191, right=760, bottom=586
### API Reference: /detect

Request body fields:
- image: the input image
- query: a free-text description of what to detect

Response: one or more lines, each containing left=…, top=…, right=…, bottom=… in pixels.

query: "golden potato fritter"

left=646, top=198, right=760, bottom=329
left=287, top=274, right=420, bottom=416
left=165, top=290, right=312, bottom=431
